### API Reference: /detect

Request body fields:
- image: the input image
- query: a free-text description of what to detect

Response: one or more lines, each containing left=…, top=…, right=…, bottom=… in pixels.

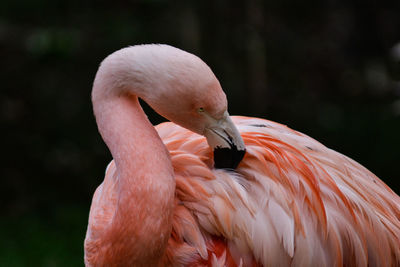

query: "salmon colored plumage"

left=85, top=44, right=400, bottom=267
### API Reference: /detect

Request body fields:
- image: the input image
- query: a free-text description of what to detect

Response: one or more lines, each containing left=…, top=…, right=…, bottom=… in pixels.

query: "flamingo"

left=84, top=44, right=400, bottom=267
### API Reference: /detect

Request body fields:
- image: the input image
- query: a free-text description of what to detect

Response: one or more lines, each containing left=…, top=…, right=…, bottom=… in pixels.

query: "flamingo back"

left=154, top=116, right=400, bottom=267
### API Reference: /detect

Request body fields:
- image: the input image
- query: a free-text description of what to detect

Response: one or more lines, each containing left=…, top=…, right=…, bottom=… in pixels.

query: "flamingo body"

left=159, top=116, right=400, bottom=266
left=84, top=45, right=400, bottom=266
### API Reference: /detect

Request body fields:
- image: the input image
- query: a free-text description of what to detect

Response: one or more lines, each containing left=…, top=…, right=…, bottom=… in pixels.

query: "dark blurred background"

left=1, top=0, right=399, bottom=265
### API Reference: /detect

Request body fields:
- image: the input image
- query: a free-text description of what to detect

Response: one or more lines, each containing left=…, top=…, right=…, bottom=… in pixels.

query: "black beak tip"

left=213, top=146, right=246, bottom=170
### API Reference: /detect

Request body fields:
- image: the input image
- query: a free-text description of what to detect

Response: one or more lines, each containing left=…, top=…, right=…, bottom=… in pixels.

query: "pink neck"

left=93, top=93, right=175, bottom=264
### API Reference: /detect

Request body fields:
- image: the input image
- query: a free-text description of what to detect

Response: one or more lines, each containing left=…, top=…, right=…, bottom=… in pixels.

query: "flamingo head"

left=96, top=44, right=246, bottom=169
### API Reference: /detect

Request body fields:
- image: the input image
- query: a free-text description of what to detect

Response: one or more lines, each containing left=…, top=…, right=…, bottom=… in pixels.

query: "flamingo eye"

left=198, top=107, right=205, bottom=113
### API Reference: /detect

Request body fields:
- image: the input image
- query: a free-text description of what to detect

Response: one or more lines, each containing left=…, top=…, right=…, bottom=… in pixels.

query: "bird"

left=84, top=44, right=400, bottom=267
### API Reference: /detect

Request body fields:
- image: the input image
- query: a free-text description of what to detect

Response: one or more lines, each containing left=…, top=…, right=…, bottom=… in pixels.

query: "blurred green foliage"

left=0, top=205, right=86, bottom=266
left=1, top=0, right=399, bottom=265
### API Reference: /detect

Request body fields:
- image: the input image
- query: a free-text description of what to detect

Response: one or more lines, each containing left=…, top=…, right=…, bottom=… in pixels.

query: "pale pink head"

left=92, top=44, right=245, bottom=168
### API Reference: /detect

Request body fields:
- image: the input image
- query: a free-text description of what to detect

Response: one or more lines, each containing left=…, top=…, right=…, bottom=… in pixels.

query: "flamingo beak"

left=204, top=112, right=246, bottom=169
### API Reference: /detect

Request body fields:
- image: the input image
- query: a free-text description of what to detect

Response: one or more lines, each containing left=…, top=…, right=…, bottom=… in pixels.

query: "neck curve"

left=91, top=67, right=175, bottom=265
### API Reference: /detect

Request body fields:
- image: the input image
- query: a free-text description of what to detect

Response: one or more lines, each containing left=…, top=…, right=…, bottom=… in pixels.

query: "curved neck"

left=92, top=90, right=175, bottom=264
left=95, top=94, right=170, bottom=176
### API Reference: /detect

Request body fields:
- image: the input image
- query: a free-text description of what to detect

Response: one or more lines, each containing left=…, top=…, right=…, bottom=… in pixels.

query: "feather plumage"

left=153, top=116, right=400, bottom=266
